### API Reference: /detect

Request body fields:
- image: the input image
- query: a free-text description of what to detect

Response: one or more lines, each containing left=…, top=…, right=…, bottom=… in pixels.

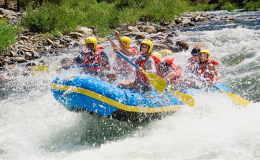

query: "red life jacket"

left=157, top=57, right=182, bottom=84
left=114, top=47, right=139, bottom=73
left=83, top=46, right=104, bottom=73
left=195, top=59, right=218, bottom=81
left=135, top=55, right=160, bottom=85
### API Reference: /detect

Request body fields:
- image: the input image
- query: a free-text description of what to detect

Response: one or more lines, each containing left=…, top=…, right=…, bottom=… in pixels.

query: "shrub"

left=221, top=2, right=237, bottom=11
left=0, top=22, right=16, bottom=52
left=22, top=3, right=84, bottom=34
left=190, top=3, right=218, bottom=11
left=244, top=1, right=260, bottom=11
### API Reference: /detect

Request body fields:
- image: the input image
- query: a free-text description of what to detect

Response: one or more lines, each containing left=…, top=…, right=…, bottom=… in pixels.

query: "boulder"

left=68, top=32, right=84, bottom=39
left=14, top=57, right=27, bottom=63
left=127, top=26, right=140, bottom=32
left=10, top=51, right=18, bottom=57
left=153, top=44, right=169, bottom=51
left=77, top=27, right=93, bottom=36
left=176, top=41, right=189, bottom=50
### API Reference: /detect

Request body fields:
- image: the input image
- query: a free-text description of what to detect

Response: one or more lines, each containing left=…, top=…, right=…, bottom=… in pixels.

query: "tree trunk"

left=17, top=0, right=20, bottom=12
left=4, top=0, right=7, bottom=9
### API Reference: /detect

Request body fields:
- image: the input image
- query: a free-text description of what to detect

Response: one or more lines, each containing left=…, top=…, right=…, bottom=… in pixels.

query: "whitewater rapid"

left=0, top=10, right=260, bottom=160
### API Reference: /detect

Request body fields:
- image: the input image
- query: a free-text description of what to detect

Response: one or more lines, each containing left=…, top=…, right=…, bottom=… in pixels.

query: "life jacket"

left=157, top=57, right=182, bottom=84
left=135, top=55, right=160, bottom=85
left=114, top=47, right=139, bottom=73
left=195, top=59, right=218, bottom=81
left=83, top=46, right=104, bottom=74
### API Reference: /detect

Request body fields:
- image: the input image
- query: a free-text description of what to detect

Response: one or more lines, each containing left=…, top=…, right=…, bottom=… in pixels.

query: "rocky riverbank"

left=0, top=7, right=257, bottom=72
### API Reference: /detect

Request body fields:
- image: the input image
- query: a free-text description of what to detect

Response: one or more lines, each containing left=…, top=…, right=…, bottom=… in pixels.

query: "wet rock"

left=10, top=51, right=18, bottom=57
left=127, top=26, right=140, bottom=32
left=3, top=58, right=12, bottom=65
left=135, top=35, right=143, bottom=40
left=249, top=16, right=257, bottom=19
left=14, top=57, right=27, bottom=63
left=17, top=50, right=25, bottom=57
left=25, top=52, right=33, bottom=59
left=138, top=26, right=156, bottom=33
left=168, top=45, right=183, bottom=53
left=77, top=27, right=93, bottom=36
left=192, top=16, right=207, bottom=22
left=20, top=36, right=29, bottom=40
left=30, top=50, right=40, bottom=59
left=153, top=44, right=169, bottom=51
left=46, top=38, right=54, bottom=45
left=122, top=32, right=146, bottom=37
left=188, top=22, right=196, bottom=26
left=161, top=38, right=174, bottom=45
left=176, top=41, right=189, bottom=50
left=69, top=32, right=84, bottom=39
left=0, top=8, right=17, bottom=17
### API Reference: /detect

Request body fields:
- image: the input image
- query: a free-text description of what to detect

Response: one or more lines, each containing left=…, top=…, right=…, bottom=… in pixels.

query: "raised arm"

left=115, top=31, right=134, bottom=56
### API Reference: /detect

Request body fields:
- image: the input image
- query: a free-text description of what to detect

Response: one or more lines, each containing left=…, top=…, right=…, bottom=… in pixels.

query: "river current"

left=0, top=10, right=260, bottom=160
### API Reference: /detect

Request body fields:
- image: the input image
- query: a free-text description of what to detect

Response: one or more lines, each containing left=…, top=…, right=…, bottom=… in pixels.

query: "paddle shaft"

left=116, top=50, right=139, bottom=69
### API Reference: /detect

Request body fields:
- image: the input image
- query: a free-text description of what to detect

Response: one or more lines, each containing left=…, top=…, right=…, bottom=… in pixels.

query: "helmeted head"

left=140, top=39, right=153, bottom=54
left=121, top=36, right=131, bottom=48
left=199, top=49, right=210, bottom=61
left=191, top=48, right=201, bottom=56
left=151, top=52, right=162, bottom=59
left=161, top=49, right=172, bottom=57
left=85, top=37, right=97, bottom=49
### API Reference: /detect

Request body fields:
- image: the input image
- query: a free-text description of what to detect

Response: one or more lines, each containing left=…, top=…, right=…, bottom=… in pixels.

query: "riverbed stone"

left=77, top=27, right=93, bottom=36
left=153, top=44, right=169, bottom=51
left=69, top=32, right=84, bottom=39
left=10, top=51, right=18, bottom=57
left=176, top=41, right=189, bottom=50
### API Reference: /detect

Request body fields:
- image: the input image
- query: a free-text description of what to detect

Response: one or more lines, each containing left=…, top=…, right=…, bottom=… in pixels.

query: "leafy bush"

left=190, top=3, right=218, bottom=11
left=221, top=2, right=237, bottom=11
left=22, top=0, right=189, bottom=37
left=244, top=1, right=260, bottom=11
left=0, top=22, right=16, bottom=52
left=22, top=3, right=84, bottom=34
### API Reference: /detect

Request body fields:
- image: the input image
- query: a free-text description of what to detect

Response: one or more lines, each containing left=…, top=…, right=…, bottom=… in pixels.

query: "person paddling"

left=119, top=39, right=160, bottom=91
left=186, top=47, right=200, bottom=69
left=157, top=56, right=183, bottom=91
left=193, top=49, right=221, bottom=86
left=62, top=36, right=116, bottom=82
left=108, top=31, right=139, bottom=79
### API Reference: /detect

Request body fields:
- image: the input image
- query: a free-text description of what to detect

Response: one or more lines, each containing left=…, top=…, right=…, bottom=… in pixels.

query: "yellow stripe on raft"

left=51, top=83, right=184, bottom=113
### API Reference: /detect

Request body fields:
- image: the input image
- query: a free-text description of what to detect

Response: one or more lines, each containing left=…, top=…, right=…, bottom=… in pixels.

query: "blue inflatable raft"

left=51, top=74, right=232, bottom=122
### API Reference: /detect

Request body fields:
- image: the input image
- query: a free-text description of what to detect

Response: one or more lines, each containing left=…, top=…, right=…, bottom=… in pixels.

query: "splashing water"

left=0, top=11, right=260, bottom=160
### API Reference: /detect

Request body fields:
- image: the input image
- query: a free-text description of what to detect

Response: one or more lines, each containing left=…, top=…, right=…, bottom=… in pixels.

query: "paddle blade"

left=31, top=65, right=51, bottom=75
left=219, top=89, right=250, bottom=107
left=167, top=89, right=194, bottom=107
left=142, top=71, right=166, bottom=93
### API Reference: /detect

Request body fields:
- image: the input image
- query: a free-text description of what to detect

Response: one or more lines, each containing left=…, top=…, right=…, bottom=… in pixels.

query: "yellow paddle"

left=31, top=64, right=101, bottom=75
left=115, top=50, right=194, bottom=107
left=213, top=86, right=250, bottom=107
left=167, top=89, right=194, bottom=107
left=116, top=50, right=166, bottom=92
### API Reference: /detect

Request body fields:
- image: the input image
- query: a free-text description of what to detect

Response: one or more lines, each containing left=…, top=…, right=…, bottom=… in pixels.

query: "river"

left=0, top=10, right=260, bottom=160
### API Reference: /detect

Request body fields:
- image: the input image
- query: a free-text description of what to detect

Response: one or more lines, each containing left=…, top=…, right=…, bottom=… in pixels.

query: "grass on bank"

left=0, top=22, right=16, bottom=52
left=22, top=0, right=190, bottom=37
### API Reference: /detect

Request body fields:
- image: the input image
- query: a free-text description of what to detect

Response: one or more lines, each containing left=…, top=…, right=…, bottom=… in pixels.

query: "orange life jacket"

left=157, top=57, right=182, bottom=84
left=83, top=46, right=104, bottom=74
left=135, top=55, right=160, bottom=85
left=195, top=59, right=219, bottom=81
